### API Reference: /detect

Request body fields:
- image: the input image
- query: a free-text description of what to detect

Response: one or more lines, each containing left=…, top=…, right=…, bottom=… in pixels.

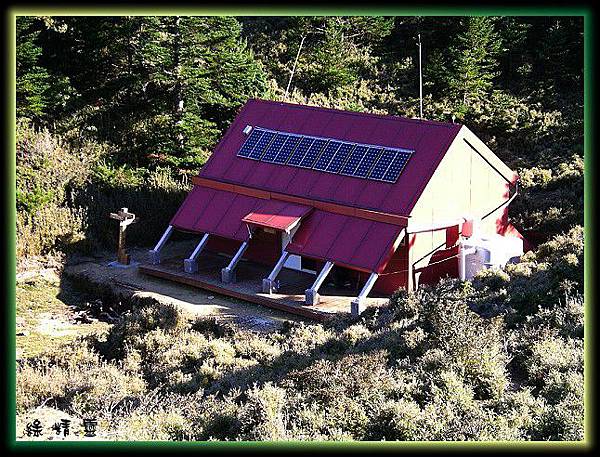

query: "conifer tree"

left=447, top=17, right=502, bottom=115
left=16, top=17, right=53, bottom=120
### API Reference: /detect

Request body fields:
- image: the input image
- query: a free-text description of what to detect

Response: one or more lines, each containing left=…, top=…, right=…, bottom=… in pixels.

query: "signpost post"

left=109, top=207, right=137, bottom=265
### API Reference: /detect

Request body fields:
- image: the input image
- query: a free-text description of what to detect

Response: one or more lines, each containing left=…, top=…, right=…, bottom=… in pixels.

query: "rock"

left=99, top=312, right=118, bottom=323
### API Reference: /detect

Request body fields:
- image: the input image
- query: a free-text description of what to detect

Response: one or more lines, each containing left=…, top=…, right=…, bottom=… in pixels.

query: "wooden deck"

left=139, top=248, right=389, bottom=321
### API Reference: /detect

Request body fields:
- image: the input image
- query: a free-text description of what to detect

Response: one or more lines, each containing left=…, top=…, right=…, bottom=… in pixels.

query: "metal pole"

left=418, top=33, right=423, bottom=120
left=149, top=225, right=174, bottom=265
left=284, top=35, right=306, bottom=102
left=351, top=272, right=379, bottom=315
left=262, top=251, right=291, bottom=294
left=184, top=233, right=210, bottom=273
left=305, top=260, right=334, bottom=305
left=221, top=241, right=249, bottom=283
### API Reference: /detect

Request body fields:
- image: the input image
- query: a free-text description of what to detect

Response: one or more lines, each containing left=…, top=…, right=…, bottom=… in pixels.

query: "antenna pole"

left=284, top=34, right=306, bottom=102
left=417, top=33, right=423, bottom=119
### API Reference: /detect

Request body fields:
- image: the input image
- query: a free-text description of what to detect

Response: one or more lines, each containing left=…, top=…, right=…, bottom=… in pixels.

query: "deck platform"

left=139, top=248, right=389, bottom=321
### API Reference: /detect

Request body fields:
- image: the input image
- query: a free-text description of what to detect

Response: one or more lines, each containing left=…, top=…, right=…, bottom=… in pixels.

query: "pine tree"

left=16, top=17, right=53, bottom=120
left=447, top=17, right=502, bottom=115
left=137, top=16, right=267, bottom=167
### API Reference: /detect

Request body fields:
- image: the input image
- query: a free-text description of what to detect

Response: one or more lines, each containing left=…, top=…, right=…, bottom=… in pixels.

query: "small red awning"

left=285, top=209, right=404, bottom=273
left=242, top=200, right=313, bottom=232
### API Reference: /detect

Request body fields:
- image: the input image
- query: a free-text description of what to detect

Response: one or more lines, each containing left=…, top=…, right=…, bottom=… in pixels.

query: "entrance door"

left=281, top=224, right=302, bottom=271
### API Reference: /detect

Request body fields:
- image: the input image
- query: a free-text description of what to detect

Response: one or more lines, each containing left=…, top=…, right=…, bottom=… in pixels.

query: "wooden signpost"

left=109, top=207, right=137, bottom=265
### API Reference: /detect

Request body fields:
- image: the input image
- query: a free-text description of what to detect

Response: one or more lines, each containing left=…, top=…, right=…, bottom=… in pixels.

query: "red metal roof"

left=170, top=186, right=261, bottom=241
left=170, top=184, right=403, bottom=273
left=169, top=100, right=462, bottom=273
left=285, top=209, right=403, bottom=273
left=200, top=99, right=462, bottom=216
left=242, top=200, right=312, bottom=231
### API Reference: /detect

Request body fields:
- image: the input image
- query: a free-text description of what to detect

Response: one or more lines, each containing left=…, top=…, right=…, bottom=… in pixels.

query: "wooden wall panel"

left=406, top=126, right=517, bottom=289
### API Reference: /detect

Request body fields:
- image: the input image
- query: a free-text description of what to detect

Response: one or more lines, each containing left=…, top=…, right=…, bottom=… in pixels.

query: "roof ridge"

left=247, top=98, right=462, bottom=130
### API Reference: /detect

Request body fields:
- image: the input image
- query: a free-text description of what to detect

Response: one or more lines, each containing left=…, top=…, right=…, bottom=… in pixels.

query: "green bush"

left=15, top=120, right=190, bottom=259
left=237, top=383, right=288, bottom=440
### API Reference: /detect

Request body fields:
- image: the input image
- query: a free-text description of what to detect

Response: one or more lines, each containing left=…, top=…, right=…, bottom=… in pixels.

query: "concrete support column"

left=350, top=272, right=379, bottom=316
left=221, top=241, right=249, bottom=283
left=183, top=233, right=210, bottom=273
left=148, top=225, right=174, bottom=265
left=262, top=251, right=290, bottom=294
left=304, top=261, right=334, bottom=305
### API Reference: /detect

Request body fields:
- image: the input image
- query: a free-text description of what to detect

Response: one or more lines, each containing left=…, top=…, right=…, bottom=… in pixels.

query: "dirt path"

left=63, top=240, right=306, bottom=332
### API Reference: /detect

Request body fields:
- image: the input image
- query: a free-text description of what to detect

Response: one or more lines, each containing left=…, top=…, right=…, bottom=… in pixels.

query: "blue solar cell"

left=286, top=137, right=314, bottom=166
left=325, top=142, right=355, bottom=173
left=299, top=138, right=328, bottom=168
left=237, top=128, right=264, bottom=158
left=273, top=135, right=301, bottom=164
left=353, top=147, right=384, bottom=178
left=248, top=130, right=276, bottom=160
left=368, top=149, right=397, bottom=180
left=340, top=145, right=369, bottom=175
left=237, top=126, right=414, bottom=183
left=313, top=141, right=342, bottom=171
left=382, top=149, right=413, bottom=183
left=261, top=133, right=289, bottom=163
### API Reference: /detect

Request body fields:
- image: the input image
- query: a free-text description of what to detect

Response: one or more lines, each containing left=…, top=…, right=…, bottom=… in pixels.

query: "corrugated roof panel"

left=170, top=186, right=216, bottom=230
left=216, top=194, right=263, bottom=240
left=198, top=99, right=463, bottom=215
left=349, top=221, right=401, bottom=274
left=285, top=209, right=402, bottom=272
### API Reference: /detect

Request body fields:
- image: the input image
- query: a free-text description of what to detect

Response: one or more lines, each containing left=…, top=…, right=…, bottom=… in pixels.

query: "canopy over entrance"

left=242, top=200, right=312, bottom=232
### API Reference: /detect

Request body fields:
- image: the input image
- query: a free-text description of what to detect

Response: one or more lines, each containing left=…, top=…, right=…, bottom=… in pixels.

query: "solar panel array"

left=237, top=127, right=414, bottom=184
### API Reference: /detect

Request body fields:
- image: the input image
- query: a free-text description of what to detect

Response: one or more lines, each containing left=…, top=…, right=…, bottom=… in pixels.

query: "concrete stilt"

left=221, top=241, right=249, bottom=283
left=183, top=233, right=210, bottom=273
left=304, top=261, right=334, bottom=305
left=350, top=272, right=379, bottom=316
left=148, top=225, right=174, bottom=265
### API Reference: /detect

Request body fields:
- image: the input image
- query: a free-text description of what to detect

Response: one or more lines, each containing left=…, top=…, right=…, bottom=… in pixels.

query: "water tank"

left=458, top=234, right=523, bottom=280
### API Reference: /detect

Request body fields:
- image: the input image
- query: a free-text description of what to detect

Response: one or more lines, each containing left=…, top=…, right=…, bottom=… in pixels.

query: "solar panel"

left=382, top=149, right=413, bottom=183
left=273, top=135, right=301, bottom=164
left=353, top=147, right=384, bottom=178
left=261, top=133, right=289, bottom=163
left=340, top=145, right=369, bottom=176
left=237, top=128, right=264, bottom=158
left=248, top=130, right=276, bottom=160
left=325, top=142, right=355, bottom=173
left=313, top=141, right=342, bottom=171
left=236, top=126, right=414, bottom=183
left=299, top=138, right=328, bottom=168
left=368, top=149, right=396, bottom=180
left=287, top=137, right=314, bottom=166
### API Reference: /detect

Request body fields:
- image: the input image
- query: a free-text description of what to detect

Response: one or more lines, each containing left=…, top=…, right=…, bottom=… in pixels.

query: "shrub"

left=237, top=383, right=288, bottom=440
left=525, top=334, right=583, bottom=387
left=17, top=341, right=146, bottom=418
